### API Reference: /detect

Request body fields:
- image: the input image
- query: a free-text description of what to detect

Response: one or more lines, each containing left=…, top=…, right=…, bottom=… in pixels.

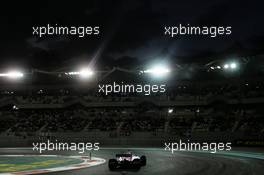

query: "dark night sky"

left=0, top=0, right=264, bottom=70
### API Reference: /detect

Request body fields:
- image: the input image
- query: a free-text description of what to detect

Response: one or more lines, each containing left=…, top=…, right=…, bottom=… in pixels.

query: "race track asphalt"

left=0, top=148, right=263, bottom=175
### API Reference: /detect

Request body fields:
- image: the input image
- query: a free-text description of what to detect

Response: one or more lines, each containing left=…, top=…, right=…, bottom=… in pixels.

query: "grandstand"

left=0, top=62, right=263, bottom=147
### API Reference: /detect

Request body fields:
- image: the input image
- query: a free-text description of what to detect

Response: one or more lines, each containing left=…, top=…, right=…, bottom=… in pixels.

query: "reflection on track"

left=0, top=148, right=263, bottom=175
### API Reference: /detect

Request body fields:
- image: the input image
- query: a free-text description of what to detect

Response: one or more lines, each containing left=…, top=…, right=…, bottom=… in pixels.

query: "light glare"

left=168, top=108, right=173, bottom=114
left=0, top=71, right=24, bottom=79
left=144, top=65, right=170, bottom=77
left=79, top=68, right=94, bottom=78
left=230, top=63, right=237, bottom=69
left=224, top=64, right=229, bottom=69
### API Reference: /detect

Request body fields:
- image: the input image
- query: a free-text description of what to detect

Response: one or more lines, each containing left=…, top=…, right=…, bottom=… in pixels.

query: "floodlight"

left=13, top=105, right=19, bottom=110
left=144, top=64, right=170, bottom=77
left=224, top=64, right=229, bottom=69
left=168, top=108, right=173, bottom=114
left=0, top=71, right=24, bottom=79
left=65, top=68, right=94, bottom=79
left=65, top=72, right=79, bottom=75
left=230, top=63, right=237, bottom=69
left=79, top=68, right=94, bottom=78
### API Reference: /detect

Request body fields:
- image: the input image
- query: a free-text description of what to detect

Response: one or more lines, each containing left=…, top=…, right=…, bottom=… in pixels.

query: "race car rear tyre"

left=108, top=159, right=117, bottom=170
left=132, top=159, right=141, bottom=169
left=140, top=155, right=146, bottom=166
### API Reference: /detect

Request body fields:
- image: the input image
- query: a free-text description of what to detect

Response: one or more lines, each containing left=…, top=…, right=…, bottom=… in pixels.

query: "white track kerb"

left=0, top=155, right=106, bottom=175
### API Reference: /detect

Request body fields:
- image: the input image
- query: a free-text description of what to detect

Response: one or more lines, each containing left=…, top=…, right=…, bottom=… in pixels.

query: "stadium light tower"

left=0, top=71, right=24, bottom=79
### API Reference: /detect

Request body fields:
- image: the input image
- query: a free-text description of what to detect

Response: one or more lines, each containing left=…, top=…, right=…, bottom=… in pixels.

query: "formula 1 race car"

left=108, top=151, right=146, bottom=170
